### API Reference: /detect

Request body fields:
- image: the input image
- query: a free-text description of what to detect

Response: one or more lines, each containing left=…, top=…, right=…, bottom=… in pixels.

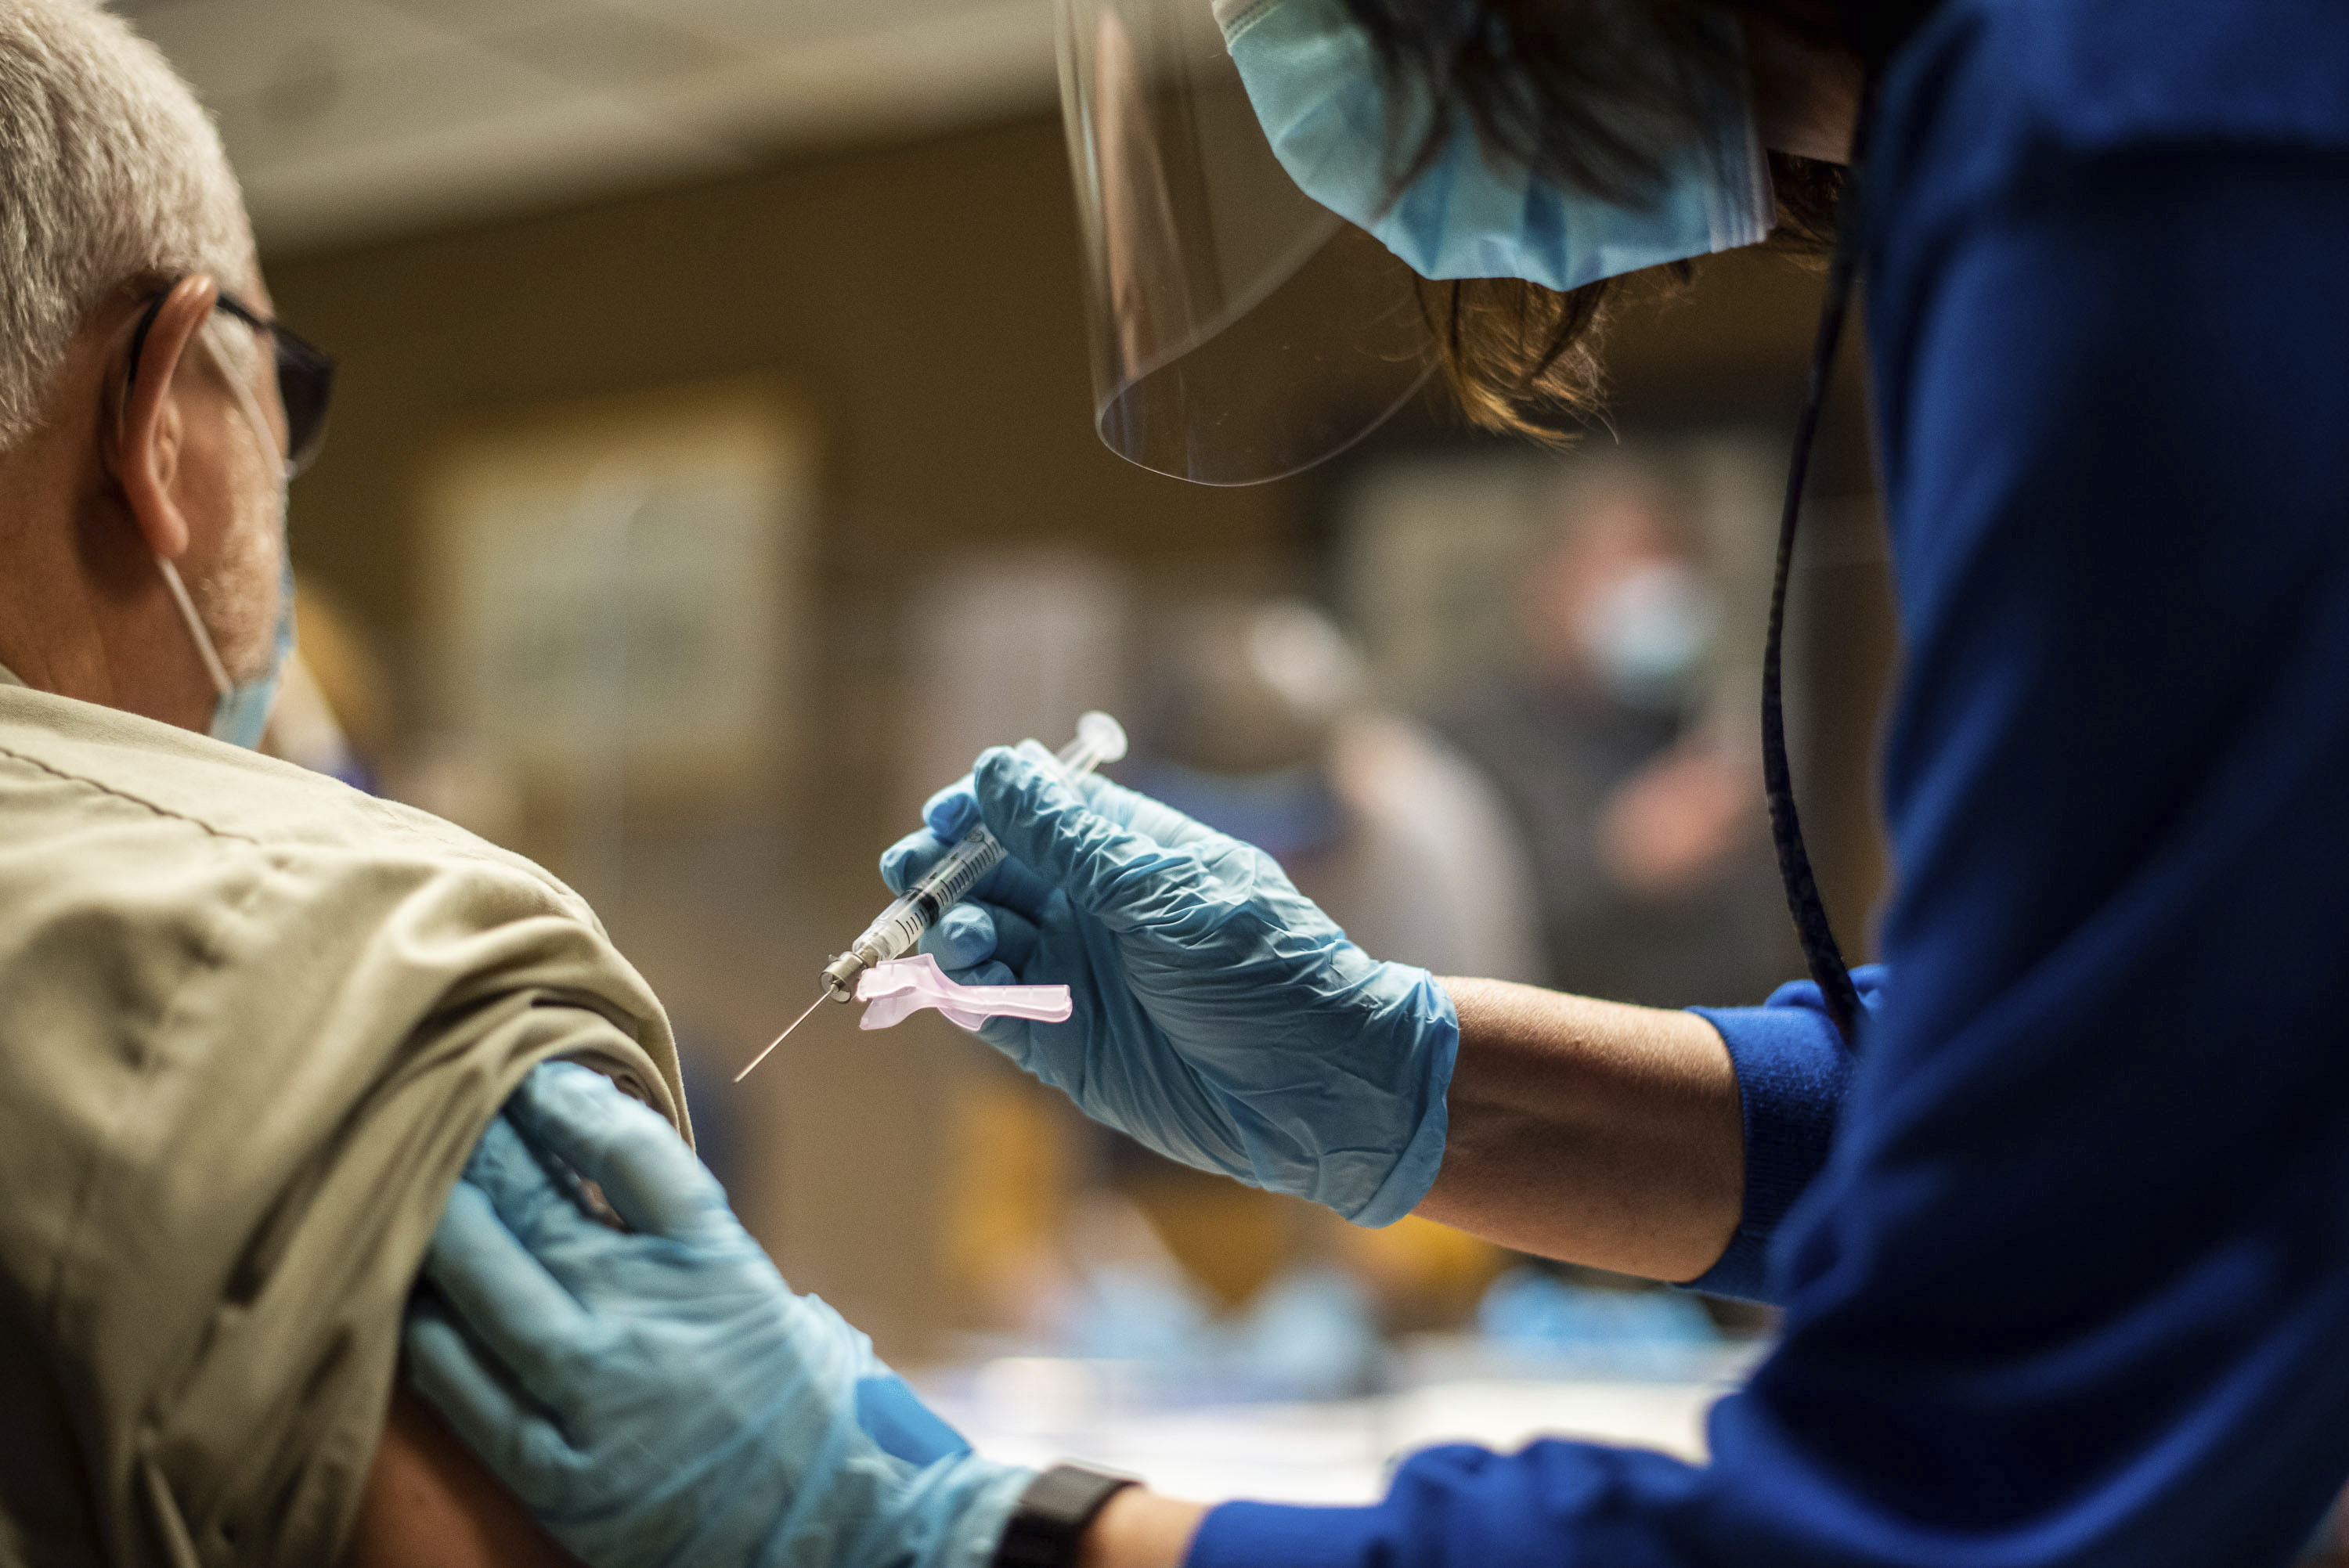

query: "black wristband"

left=991, top=1462, right=1139, bottom=1568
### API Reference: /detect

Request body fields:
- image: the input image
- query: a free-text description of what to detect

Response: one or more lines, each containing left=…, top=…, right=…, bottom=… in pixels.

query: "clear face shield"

left=1056, top=0, right=1435, bottom=486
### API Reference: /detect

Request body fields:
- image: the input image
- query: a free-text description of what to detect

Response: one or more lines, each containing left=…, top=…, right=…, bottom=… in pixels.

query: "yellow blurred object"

left=1337, top=1213, right=1512, bottom=1330
left=1123, top=1174, right=1506, bottom=1325
left=290, top=582, right=395, bottom=769
left=941, top=1077, right=1075, bottom=1328
left=1120, top=1171, right=1304, bottom=1311
left=937, top=1069, right=1508, bottom=1331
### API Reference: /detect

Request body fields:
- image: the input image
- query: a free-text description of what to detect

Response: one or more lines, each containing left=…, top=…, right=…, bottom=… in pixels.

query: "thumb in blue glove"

left=881, top=745, right=1458, bottom=1227
left=404, top=1062, right=1030, bottom=1568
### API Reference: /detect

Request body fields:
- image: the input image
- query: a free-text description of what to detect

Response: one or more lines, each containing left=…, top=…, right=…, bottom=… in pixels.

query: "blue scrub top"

left=1192, top=0, right=2349, bottom=1563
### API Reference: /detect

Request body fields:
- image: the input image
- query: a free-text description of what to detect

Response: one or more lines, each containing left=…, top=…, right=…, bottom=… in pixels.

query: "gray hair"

left=0, top=0, right=255, bottom=452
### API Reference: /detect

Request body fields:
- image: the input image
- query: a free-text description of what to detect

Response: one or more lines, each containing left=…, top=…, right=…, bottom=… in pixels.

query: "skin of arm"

left=1079, top=1491, right=1211, bottom=1568
left=1416, top=979, right=1745, bottom=1283
left=341, top=1385, right=583, bottom=1568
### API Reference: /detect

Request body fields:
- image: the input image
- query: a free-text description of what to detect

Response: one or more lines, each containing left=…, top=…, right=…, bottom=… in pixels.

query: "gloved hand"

left=404, top=1062, right=1030, bottom=1568
left=882, top=744, right=1457, bottom=1227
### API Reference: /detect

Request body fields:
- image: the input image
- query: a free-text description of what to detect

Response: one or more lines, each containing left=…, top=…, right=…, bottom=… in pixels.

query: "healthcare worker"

left=406, top=0, right=2349, bottom=1565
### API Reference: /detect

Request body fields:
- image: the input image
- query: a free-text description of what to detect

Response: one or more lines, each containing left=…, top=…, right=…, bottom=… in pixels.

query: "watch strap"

left=992, top=1462, right=1138, bottom=1568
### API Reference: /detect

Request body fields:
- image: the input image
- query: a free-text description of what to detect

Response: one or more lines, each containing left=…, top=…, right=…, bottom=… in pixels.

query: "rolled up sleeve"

left=1681, top=967, right=1882, bottom=1301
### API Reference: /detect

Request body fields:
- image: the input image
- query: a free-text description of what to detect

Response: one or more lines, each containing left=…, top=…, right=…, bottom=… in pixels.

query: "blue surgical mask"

left=155, top=553, right=294, bottom=751
left=154, top=323, right=296, bottom=751
left=1218, top=0, right=1775, bottom=292
left=1577, top=561, right=1718, bottom=712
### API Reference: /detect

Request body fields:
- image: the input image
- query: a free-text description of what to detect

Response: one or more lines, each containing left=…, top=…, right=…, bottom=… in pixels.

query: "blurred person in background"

left=410, top=0, right=2349, bottom=1564
left=1135, top=598, right=1540, bottom=985
left=1435, top=463, right=1798, bottom=1005
left=262, top=578, right=395, bottom=791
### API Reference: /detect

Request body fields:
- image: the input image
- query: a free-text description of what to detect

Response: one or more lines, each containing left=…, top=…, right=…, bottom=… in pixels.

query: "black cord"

left=1760, top=92, right=1877, bottom=1045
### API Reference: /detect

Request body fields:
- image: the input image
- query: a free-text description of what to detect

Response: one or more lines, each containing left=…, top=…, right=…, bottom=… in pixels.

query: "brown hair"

left=1340, top=0, right=1936, bottom=438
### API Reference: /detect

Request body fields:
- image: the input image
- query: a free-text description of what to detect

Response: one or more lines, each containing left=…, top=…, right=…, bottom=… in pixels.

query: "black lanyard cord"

left=1761, top=93, right=1876, bottom=1046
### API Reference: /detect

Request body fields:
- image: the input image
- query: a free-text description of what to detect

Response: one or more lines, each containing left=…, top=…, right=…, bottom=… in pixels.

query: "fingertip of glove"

left=963, top=960, right=1016, bottom=989
left=919, top=902, right=996, bottom=968
left=428, top=1179, right=503, bottom=1265
left=403, top=1288, right=461, bottom=1350
left=975, top=744, right=1084, bottom=823
left=402, top=1310, right=465, bottom=1400
left=970, top=744, right=1024, bottom=788
left=460, top=1112, right=533, bottom=1185
left=879, top=831, right=926, bottom=895
left=519, top=1059, right=607, bottom=1106
left=514, top=1058, right=654, bottom=1138
left=925, top=791, right=981, bottom=842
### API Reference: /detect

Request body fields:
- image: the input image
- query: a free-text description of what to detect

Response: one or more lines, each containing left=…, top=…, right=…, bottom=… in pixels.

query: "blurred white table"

left=916, top=1341, right=1765, bottom=1505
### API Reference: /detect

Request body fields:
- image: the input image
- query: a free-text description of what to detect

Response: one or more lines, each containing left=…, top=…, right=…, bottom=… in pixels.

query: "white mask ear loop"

left=155, top=556, right=233, bottom=698
left=152, top=318, right=287, bottom=703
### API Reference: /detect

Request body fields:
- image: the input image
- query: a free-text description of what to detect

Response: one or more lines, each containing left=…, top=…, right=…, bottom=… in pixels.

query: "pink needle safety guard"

left=854, top=953, right=1073, bottom=1032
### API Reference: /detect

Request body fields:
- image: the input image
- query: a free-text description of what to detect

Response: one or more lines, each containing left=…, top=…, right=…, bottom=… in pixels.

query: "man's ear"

left=111, top=275, right=219, bottom=563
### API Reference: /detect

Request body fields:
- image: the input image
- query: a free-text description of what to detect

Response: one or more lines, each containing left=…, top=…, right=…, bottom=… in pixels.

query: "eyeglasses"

left=126, top=283, right=337, bottom=476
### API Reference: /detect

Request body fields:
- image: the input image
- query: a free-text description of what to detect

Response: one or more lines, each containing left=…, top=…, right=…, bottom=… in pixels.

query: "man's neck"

left=0, top=518, right=212, bottom=726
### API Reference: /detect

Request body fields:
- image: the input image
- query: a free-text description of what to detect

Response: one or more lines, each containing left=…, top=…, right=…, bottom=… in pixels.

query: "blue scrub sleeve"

left=1681, top=967, right=1882, bottom=1303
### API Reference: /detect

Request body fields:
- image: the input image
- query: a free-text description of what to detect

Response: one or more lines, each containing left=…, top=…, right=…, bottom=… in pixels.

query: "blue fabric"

left=1191, top=0, right=2349, bottom=1563
left=1683, top=967, right=1882, bottom=1302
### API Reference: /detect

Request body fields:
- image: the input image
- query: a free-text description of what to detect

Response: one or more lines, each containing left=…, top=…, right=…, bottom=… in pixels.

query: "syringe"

left=735, top=711, right=1128, bottom=1081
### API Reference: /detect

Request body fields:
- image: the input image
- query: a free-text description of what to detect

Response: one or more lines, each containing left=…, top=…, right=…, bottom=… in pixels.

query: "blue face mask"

left=154, top=323, right=296, bottom=751
left=155, top=554, right=294, bottom=751
left=212, top=560, right=294, bottom=750
left=1218, top=0, right=1775, bottom=292
left=1577, top=561, right=1719, bottom=712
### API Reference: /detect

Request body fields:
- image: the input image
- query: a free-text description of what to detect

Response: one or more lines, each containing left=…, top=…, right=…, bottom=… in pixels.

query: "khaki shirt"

left=0, top=679, right=687, bottom=1567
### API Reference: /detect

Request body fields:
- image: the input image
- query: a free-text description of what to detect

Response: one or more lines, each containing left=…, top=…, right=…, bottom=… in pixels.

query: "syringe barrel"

left=870, top=828, right=1007, bottom=959
left=822, top=712, right=1127, bottom=1002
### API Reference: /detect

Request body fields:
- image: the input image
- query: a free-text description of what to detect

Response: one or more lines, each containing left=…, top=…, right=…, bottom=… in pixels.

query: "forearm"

left=1413, top=978, right=1744, bottom=1282
left=1080, top=1490, right=1208, bottom=1568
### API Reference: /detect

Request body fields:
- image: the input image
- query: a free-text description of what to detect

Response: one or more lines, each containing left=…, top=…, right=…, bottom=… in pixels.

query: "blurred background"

left=127, top=0, right=1913, bottom=1509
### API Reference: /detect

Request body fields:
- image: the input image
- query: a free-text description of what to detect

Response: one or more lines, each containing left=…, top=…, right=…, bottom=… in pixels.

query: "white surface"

left=922, top=1361, right=1739, bottom=1505
left=114, top=0, right=1059, bottom=251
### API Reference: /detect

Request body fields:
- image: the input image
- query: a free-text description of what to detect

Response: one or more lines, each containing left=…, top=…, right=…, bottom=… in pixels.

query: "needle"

left=734, top=992, right=829, bottom=1083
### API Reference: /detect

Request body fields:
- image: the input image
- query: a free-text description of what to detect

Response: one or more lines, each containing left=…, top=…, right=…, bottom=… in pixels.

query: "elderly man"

left=0, top=3, right=685, bottom=1562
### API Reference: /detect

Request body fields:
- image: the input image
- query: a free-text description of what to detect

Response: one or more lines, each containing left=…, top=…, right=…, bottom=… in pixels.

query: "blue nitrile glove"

left=880, top=744, right=1458, bottom=1227
left=404, top=1062, right=1030, bottom=1568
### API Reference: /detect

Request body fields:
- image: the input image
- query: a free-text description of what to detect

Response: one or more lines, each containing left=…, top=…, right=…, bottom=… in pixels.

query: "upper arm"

left=342, top=1386, right=578, bottom=1568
